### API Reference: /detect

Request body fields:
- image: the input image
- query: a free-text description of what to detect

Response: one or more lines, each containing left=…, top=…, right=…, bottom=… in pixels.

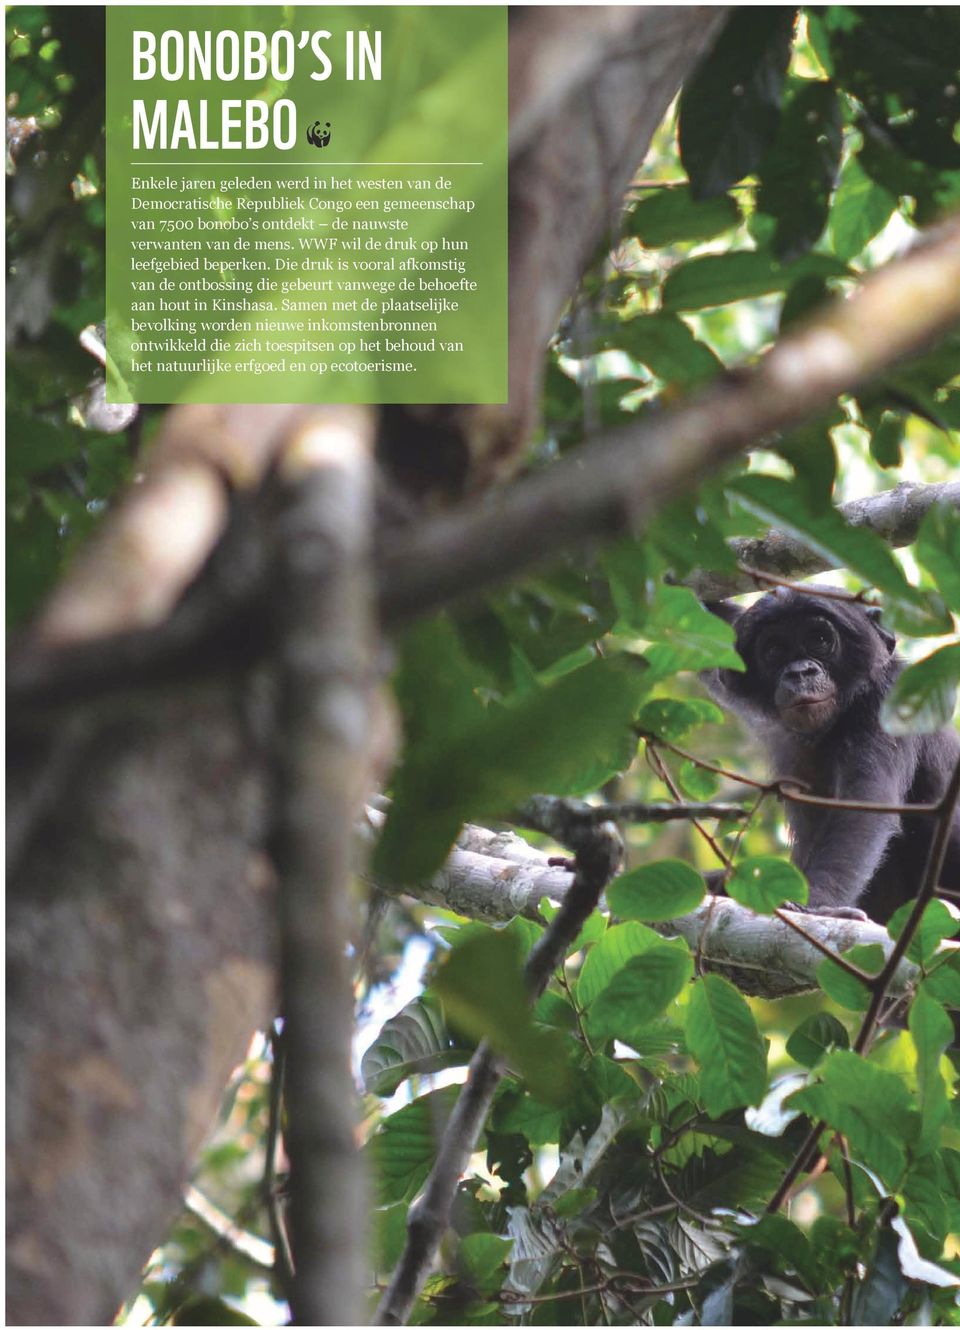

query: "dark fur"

left=704, top=588, right=960, bottom=921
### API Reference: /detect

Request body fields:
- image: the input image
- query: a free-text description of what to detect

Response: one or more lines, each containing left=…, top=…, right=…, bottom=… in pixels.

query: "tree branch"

left=688, top=480, right=960, bottom=602
left=270, top=408, right=377, bottom=1326
left=367, top=816, right=951, bottom=1002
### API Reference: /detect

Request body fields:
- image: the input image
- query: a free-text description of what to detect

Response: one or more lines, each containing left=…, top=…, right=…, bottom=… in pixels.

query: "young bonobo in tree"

left=703, top=588, right=960, bottom=922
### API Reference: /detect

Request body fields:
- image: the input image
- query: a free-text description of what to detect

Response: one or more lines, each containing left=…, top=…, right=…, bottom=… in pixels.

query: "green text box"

left=106, top=6, right=507, bottom=405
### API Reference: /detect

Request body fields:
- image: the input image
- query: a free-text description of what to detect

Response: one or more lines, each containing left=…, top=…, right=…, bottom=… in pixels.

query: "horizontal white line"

left=129, top=161, right=484, bottom=167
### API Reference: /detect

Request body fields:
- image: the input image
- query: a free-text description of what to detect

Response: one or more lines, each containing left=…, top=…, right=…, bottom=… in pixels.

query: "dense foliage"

left=7, top=6, right=960, bottom=1326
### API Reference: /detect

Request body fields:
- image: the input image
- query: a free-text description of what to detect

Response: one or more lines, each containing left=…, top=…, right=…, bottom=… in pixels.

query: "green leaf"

left=756, top=78, right=842, bottom=261
left=458, top=1232, right=513, bottom=1293
left=773, top=416, right=838, bottom=510
left=575, top=920, right=665, bottom=1008
left=829, top=155, right=897, bottom=261
left=865, top=407, right=906, bottom=470
left=779, top=273, right=829, bottom=330
left=916, top=502, right=960, bottom=612
left=741, top=1213, right=821, bottom=1288
left=678, top=8, right=797, bottom=198
left=789, top=1049, right=917, bottom=1187
left=622, top=583, right=743, bottom=671
left=494, top=1093, right=563, bottom=1147
left=361, top=996, right=467, bottom=1097
left=678, top=759, right=720, bottom=801
left=662, top=251, right=847, bottom=311
left=786, top=1012, right=850, bottom=1068
left=634, top=698, right=724, bottom=743
left=909, top=988, right=952, bottom=1154
left=886, top=898, right=959, bottom=966
left=881, top=644, right=960, bottom=737
left=924, top=953, right=960, bottom=1009
left=376, top=653, right=648, bottom=882
left=608, top=860, right=705, bottom=923
left=627, top=186, right=741, bottom=247
left=605, top=311, right=724, bottom=388
left=433, top=929, right=569, bottom=1103
left=816, top=943, right=885, bottom=1011
left=648, top=495, right=740, bottom=577
left=586, top=948, right=694, bottom=1045
left=685, top=974, right=767, bottom=1115
left=368, top=1085, right=461, bottom=1204
left=726, top=856, right=808, bottom=913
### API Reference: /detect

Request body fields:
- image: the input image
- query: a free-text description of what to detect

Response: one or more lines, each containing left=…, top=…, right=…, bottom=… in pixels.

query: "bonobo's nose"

left=782, top=659, right=820, bottom=684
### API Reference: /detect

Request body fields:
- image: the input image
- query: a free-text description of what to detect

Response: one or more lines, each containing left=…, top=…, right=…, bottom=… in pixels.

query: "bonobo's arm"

left=784, top=737, right=912, bottom=913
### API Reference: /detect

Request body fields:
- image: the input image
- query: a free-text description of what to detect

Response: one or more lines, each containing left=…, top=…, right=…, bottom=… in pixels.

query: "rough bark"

left=7, top=690, right=275, bottom=1324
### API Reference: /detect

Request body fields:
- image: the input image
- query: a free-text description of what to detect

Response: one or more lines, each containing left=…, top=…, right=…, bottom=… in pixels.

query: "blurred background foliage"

left=7, top=6, right=960, bottom=1326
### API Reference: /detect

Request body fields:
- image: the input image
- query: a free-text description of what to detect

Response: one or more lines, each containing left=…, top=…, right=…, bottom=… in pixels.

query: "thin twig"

left=646, top=741, right=733, bottom=868
left=263, top=1025, right=294, bottom=1292
left=736, top=564, right=879, bottom=605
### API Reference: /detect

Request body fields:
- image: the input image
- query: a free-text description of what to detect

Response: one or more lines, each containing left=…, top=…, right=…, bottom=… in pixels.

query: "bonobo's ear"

left=704, top=599, right=743, bottom=628
left=865, top=605, right=896, bottom=654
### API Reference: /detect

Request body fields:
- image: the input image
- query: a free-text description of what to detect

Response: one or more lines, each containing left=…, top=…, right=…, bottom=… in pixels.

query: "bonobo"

left=703, top=588, right=960, bottom=921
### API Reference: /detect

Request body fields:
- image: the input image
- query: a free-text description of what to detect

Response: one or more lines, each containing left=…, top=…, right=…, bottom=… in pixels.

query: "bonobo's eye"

left=803, top=617, right=838, bottom=658
left=755, top=631, right=786, bottom=673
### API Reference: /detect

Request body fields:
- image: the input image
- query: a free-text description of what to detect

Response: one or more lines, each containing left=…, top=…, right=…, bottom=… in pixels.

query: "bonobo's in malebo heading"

left=704, top=588, right=960, bottom=922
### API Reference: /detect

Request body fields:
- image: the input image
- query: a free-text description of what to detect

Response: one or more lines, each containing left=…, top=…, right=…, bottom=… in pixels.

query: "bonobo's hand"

left=783, top=901, right=869, bottom=921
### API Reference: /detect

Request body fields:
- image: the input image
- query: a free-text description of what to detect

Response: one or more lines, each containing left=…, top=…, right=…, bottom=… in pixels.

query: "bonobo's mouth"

left=782, top=694, right=836, bottom=733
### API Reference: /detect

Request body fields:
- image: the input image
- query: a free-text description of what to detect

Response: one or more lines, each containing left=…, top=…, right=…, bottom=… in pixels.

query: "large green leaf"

left=433, top=928, right=570, bottom=1103
left=881, top=644, right=960, bottom=736
left=828, top=155, right=897, bottom=261
left=786, top=1012, right=849, bottom=1068
left=909, top=988, right=952, bottom=1154
left=367, top=1085, right=461, bottom=1205
left=575, top=920, right=666, bottom=1008
left=685, top=974, right=767, bottom=1115
left=726, top=856, right=808, bottom=913
left=886, top=898, right=959, bottom=966
left=678, top=8, right=797, bottom=198
left=376, top=652, right=648, bottom=882
left=608, top=860, right=705, bottom=922
left=662, top=250, right=848, bottom=311
left=756, top=78, right=842, bottom=261
left=361, top=996, right=468, bottom=1097
left=916, top=502, right=960, bottom=612
left=816, top=943, right=885, bottom=1011
left=586, top=948, right=694, bottom=1045
left=600, top=311, right=724, bottom=388
left=627, top=186, right=740, bottom=247
left=788, top=1049, right=919, bottom=1187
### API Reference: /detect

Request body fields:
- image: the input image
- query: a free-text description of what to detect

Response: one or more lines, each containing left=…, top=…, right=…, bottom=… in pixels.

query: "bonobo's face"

left=754, top=612, right=840, bottom=733
left=724, top=589, right=896, bottom=736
